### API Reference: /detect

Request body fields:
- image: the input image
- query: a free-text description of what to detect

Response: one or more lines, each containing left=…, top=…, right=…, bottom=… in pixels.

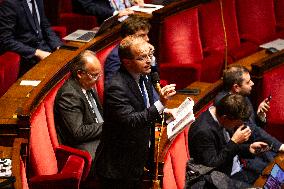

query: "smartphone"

left=266, top=95, right=272, bottom=102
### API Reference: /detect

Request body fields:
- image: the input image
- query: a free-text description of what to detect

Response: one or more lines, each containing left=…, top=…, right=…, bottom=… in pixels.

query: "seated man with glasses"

left=54, top=50, right=103, bottom=177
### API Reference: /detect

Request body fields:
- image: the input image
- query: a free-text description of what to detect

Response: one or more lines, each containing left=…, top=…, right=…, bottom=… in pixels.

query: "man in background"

left=0, top=0, right=62, bottom=76
left=54, top=50, right=103, bottom=175
left=189, top=94, right=270, bottom=184
left=96, top=36, right=176, bottom=188
left=73, top=0, right=143, bottom=24
left=104, top=14, right=156, bottom=87
left=215, top=65, right=284, bottom=174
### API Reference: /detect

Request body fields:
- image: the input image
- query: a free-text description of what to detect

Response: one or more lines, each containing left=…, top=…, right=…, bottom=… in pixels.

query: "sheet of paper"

left=130, top=4, right=164, bottom=14
left=20, top=80, right=41, bottom=86
left=167, top=97, right=195, bottom=139
left=260, top=38, right=284, bottom=51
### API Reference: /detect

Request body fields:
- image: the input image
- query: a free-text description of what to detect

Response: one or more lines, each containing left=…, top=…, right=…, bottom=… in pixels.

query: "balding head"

left=72, top=50, right=102, bottom=90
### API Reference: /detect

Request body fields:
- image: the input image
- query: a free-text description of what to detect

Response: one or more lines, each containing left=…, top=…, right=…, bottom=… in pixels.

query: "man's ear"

left=232, top=83, right=240, bottom=93
left=123, top=58, right=131, bottom=67
left=77, top=70, right=83, bottom=79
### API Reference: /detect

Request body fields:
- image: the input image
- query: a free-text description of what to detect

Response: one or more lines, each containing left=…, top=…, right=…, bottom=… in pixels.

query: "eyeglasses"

left=134, top=53, right=154, bottom=62
left=82, top=70, right=102, bottom=80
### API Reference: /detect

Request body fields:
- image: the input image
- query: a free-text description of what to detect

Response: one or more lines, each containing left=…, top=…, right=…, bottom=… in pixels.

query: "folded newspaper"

left=167, top=97, right=195, bottom=139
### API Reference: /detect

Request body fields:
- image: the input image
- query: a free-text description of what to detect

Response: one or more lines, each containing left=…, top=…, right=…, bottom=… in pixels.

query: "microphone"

left=151, top=72, right=162, bottom=95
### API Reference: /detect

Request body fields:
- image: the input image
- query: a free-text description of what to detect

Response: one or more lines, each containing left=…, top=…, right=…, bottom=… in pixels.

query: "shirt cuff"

left=154, top=100, right=164, bottom=114
left=279, top=144, right=284, bottom=152
left=113, top=10, right=119, bottom=16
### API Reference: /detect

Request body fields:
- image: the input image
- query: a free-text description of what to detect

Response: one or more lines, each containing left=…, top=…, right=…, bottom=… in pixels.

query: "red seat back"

left=95, top=41, right=120, bottom=103
left=44, top=73, right=70, bottom=148
left=260, top=64, right=284, bottom=142
left=275, top=0, right=284, bottom=26
left=159, top=8, right=203, bottom=65
left=0, top=52, right=20, bottom=97
left=236, top=0, right=277, bottom=44
left=198, top=0, right=240, bottom=52
left=163, top=126, right=190, bottom=189
left=30, top=103, right=59, bottom=176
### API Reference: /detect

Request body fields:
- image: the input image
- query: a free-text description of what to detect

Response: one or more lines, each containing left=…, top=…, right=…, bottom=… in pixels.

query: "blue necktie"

left=139, top=76, right=147, bottom=107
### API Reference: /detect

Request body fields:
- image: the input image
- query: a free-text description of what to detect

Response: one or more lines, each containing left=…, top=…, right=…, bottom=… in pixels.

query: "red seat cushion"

left=163, top=126, right=190, bottom=189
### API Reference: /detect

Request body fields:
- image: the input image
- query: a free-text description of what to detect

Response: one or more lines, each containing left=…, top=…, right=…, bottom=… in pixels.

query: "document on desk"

left=167, top=97, right=195, bottom=140
left=130, top=4, right=164, bottom=14
left=260, top=38, right=284, bottom=51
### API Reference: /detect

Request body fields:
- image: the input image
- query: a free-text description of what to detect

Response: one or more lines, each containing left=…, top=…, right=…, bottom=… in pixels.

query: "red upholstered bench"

left=28, top=74, right=92, bottom=189
left=162, top=101, right=213, bottom=189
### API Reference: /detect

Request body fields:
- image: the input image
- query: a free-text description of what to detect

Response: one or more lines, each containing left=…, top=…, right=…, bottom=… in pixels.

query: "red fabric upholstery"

left=29, top=103, right=84, bottom=189
left=59, top=0, right=98, bottom=33
left=198, top=0, right=258, bottom=63
left=163, top=126, right=190, bottom=189
left=20, top=157, right=29, bottom=189
left=51, top=26, right=67, bottom=39
left=0, top=52, right=20, bottom=97
left=275, top=0, right=284, bottom=28
left=95, top=40, right=120, bottom=103
left=260, top=64, right=284, bottom=143
left=236, top=0, right=279, bottom=44
left=158, top=8, right=203, bottom=89
left=162, top=100, right=214, bottom=189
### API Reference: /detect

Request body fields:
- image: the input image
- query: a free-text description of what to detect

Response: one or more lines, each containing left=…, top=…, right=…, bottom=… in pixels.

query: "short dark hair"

left=215, top=94, right=251, bottom=121
left=120, top=15, right=151, bottom=38
left=223, top=65, right=250, bottom=91
left=118, top=35, right=146, bottom=60
left=71, top=50, right=96, bottom=78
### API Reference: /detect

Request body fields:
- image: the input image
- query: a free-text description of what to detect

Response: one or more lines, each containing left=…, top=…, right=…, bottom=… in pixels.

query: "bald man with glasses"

left=54, top=50, right=103, bottom=177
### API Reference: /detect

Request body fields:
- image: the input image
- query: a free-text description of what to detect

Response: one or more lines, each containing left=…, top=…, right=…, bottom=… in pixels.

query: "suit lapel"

left=21, top=0, right=38, bottom=32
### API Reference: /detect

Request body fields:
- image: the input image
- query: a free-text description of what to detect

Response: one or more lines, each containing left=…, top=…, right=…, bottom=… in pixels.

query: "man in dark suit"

left=104, top=14, right=153, bottom=87
left=189, top=94, right=270, bottom=184
left=214, top=65, right=284, bottom=174
left=73, top=0, right=137, bottom=24
left=54, top=50, right=103, bottom=172
left=0, top=0, right=62, bottom=75
left=95, top=36, right=176, bottom=188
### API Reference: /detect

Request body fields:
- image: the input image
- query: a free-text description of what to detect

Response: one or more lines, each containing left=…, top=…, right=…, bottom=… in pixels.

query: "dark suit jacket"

left=72, top=0, right=114, bottom=24
left=188, top=110, right=253, bottom=176
left=0, top=0, right=62, bottom=59
left=54, top=77, right=103, bottom=159
left=96, top=66, right=160, bottom=180
left=215, top=91, right=282, bottom=151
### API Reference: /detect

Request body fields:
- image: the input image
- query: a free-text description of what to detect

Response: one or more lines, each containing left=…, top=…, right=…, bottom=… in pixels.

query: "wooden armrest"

left=11, top=138, right=28, bottom=189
